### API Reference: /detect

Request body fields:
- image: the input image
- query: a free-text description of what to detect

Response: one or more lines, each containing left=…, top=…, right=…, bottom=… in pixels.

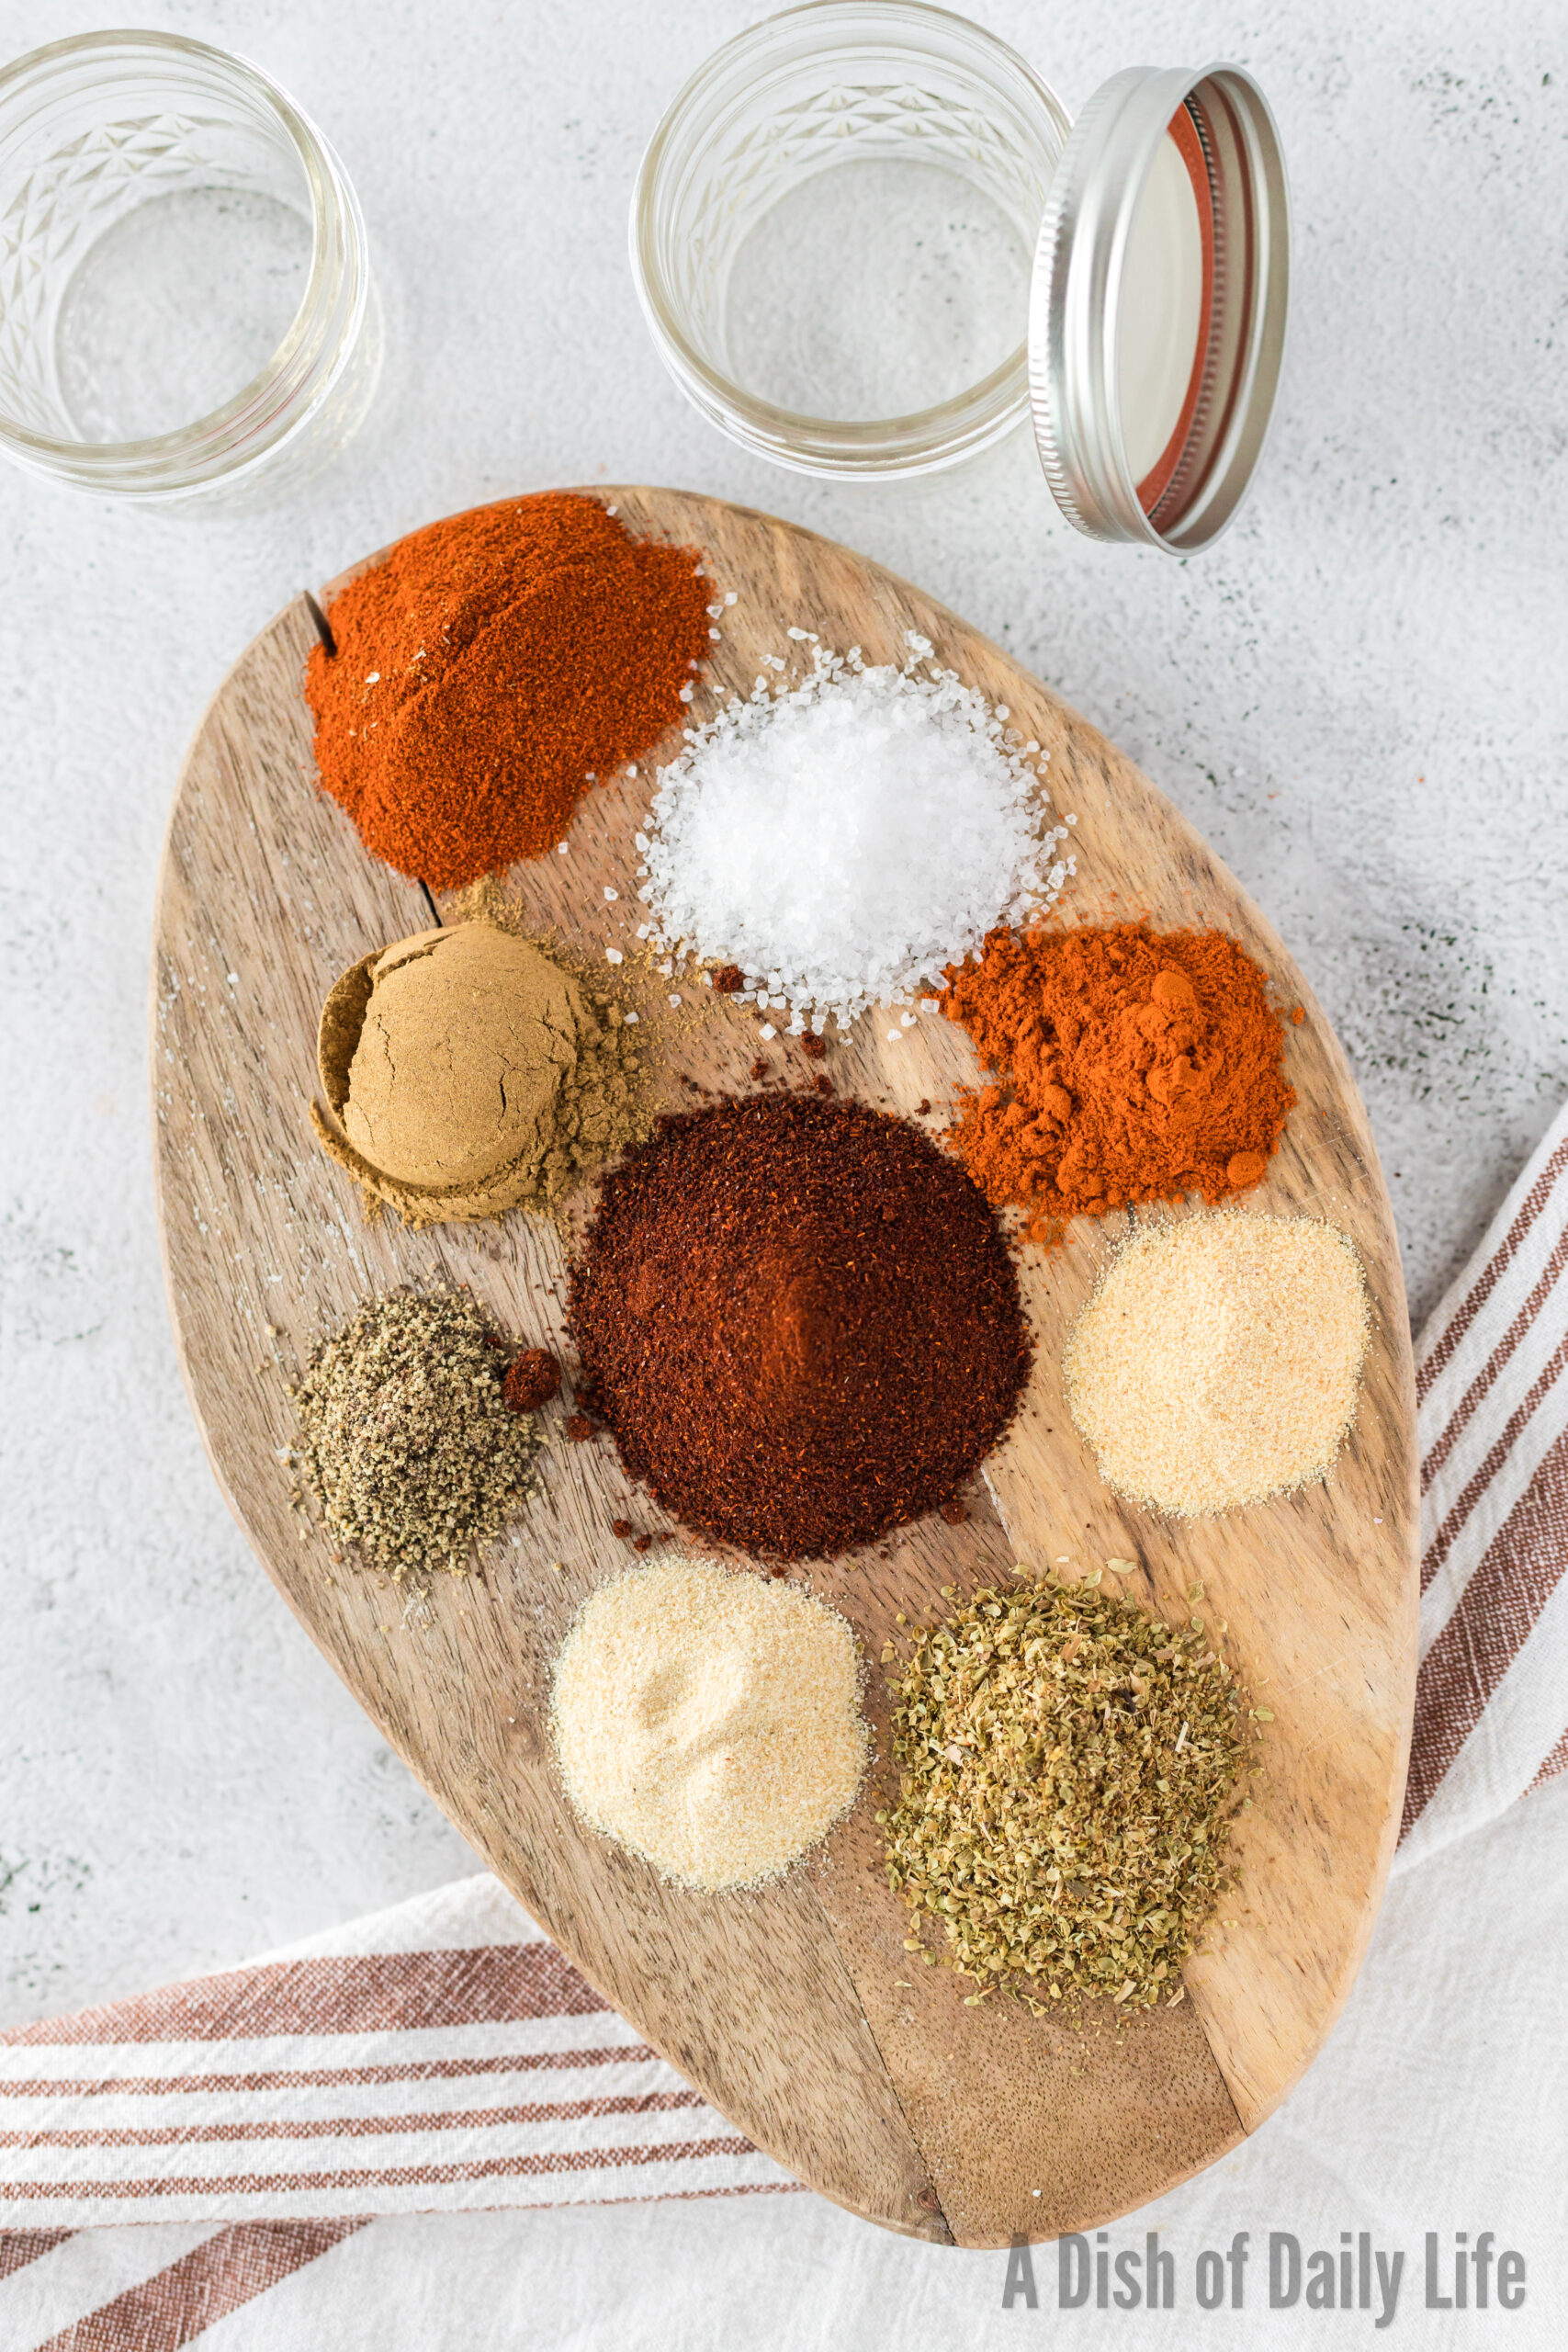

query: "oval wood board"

left=152, top=487, right=1418, bottom=2249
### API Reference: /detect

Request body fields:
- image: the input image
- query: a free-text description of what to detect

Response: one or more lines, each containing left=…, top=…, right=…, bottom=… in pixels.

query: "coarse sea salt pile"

left=636, top=639, right=1073, bottom=1034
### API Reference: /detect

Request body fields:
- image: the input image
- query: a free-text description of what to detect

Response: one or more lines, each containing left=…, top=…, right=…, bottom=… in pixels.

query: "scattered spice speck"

left=503, top=1348, right=560, bottom=1415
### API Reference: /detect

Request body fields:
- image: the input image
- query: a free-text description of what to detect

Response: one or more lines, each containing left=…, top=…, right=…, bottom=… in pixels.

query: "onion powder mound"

left=638, top=640, right=1070, bottom=1033
left=1064, top=1213, right=1371, bottom=1517
left=550, top=1556, right=867, bottom=1891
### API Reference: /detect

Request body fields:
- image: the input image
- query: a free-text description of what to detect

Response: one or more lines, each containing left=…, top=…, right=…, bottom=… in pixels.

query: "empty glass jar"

left=633, top=1, right=1289, bottom=550
left=632, top=0, right=1066, bottom=481
left=0, top=30, right=380, bottom=500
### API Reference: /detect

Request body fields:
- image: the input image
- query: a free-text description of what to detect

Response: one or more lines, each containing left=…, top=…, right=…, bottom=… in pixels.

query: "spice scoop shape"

left=152, top=486, right=1417, bottom=2250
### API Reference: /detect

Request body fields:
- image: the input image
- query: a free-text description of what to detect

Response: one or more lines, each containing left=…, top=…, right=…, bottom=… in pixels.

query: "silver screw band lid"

left=1029, top=63, right=1290, bottom=551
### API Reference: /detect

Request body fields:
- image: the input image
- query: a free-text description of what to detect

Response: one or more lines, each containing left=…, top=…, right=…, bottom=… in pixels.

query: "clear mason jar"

left=0, top=30, right=380, bottom=501
left=633, top=2, right=1289, bottom=549
left=631, top=0, right=1070, bottom=481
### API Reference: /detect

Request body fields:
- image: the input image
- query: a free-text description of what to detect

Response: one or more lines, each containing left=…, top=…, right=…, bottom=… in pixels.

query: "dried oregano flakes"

left=880, top=1570, right=1249, bottom=2010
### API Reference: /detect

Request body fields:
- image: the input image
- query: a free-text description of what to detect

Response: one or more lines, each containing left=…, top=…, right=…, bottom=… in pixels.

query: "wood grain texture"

left=152, top=488, right=1418, bottom=2247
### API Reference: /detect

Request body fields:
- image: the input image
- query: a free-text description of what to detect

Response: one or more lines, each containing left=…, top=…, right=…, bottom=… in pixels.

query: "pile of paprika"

left=306, top=492, right=710, bottom=890
left=568, top=1092, right=1032, bottom=1560
left=942, top=921, right=1295, bottom=1242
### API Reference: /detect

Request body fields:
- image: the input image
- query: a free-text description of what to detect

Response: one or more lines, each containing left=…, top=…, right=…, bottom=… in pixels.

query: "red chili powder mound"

left=568, top=1092, right=1033, bottom=1561
left=942, top=922, right=1295, bottom=1242
left=305, top=492, right=711, bottom=889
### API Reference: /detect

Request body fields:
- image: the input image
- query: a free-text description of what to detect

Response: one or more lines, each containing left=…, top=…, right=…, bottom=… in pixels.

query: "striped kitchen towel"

left=0, top=1874, right=793, bottom=2234
left=0, top=1876, right=797, bottom=2344
left=1394, top=1098, right=1568, bottom=1868
left=3, top=1099, right=1567, bottom=2335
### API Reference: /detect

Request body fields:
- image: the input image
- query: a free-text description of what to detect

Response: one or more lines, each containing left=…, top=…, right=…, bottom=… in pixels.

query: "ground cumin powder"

left=311, top=921, right=646, bottom=1228
left=942, top=922, right=1295, bottom=1242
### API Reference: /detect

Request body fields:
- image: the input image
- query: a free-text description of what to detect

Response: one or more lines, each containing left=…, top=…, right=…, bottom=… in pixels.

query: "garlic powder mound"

left=550, top=1557, right=866, bottom=1892
left=1064, top=1213, right=1370, bottom=1517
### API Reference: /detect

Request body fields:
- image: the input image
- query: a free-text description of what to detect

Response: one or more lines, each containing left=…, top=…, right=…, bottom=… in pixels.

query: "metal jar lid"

left=1030, top=64, right=1289, bottom=551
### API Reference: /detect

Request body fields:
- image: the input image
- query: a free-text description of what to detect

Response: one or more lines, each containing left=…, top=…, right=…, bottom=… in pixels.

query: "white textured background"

left=1, top=0, right=1565, bottom=2342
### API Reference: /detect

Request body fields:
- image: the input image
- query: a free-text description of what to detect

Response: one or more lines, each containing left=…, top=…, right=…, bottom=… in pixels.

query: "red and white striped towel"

left=1396, top=1099, right=1568, bottom=1869
left=5, top=1101, right=1568, bottom=2343
left=0, top=1877, right=796, bottom=2346
left=0, top=1875, right=792, bottom=2233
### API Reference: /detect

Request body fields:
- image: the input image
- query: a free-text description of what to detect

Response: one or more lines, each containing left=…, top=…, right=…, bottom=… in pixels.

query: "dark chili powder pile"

left=568, top=1092, right=1033, bottom=1560
left=306, top=492, right=711, bottom=889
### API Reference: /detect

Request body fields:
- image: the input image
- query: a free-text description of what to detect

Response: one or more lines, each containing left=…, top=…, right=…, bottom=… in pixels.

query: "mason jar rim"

left=0, top=28, right=367, bottom=492
left=630, top=0, right=1071, bottom=480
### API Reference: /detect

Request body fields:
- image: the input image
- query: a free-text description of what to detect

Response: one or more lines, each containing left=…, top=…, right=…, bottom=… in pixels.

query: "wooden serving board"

left=152, top=489, right=1418, bottom=2248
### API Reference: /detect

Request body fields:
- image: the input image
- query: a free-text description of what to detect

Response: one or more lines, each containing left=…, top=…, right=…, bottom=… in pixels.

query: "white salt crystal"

left=604, top=887, right=618, bottom=902
left=641, top=645, right=1059, bottom=1032
left=759, top=1023, right=776, bottom=1039
left=605, top=947, right=624, bottom=964
left=669, top=994, right=682, bottom=1006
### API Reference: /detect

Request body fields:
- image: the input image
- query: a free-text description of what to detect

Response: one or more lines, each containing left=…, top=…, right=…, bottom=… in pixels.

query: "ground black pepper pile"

left=290, top=1288, right=541, bottom=1580
left=567, top=1092, right=1032, bottom=1558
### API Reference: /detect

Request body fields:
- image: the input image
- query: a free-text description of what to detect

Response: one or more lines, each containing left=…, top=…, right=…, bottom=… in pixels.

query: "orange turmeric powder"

left=941, top=922, right=1295, bottom=1242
